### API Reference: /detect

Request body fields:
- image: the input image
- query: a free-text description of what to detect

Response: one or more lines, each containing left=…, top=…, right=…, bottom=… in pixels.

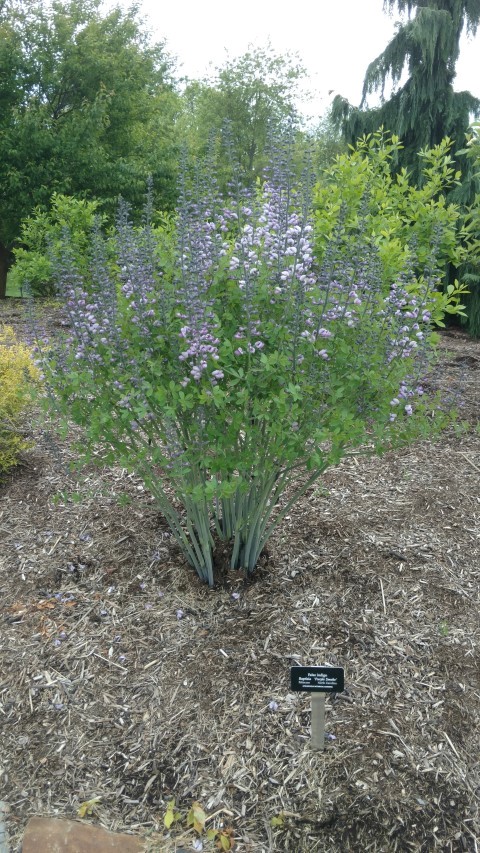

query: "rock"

left=22, top=817, right=145, bottom=852
left=0, top=801, right=9, bottom=853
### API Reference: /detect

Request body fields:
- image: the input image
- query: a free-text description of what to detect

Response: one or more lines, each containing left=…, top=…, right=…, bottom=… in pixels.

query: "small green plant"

left=0, top=326, right=41, bottom=476
left=77, top=796, right=102, bottom=818
left=163, top=799, right=182, bottom=830
left=51, top=489, right=86, bottom=505
left=117, top=494, right=133, bottom=507
left=162, top=799, right=235, bottom=850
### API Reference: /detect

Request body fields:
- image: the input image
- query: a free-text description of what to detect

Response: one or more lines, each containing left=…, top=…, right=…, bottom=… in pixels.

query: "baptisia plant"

left=38, top=141, right=447, bottom=586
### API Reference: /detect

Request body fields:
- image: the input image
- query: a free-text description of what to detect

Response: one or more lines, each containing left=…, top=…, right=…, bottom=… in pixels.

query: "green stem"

left=258, top=463, right=330, bottom=556
left=230, top=488, right=246, bottom=570
left=241, top=473, right=278, bottom=570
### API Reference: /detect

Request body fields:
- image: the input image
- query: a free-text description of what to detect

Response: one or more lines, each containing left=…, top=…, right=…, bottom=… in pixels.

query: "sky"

left=108, top=0, right=480, bottom=121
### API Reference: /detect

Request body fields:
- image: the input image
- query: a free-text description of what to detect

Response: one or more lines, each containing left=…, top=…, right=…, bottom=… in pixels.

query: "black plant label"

left=290, top=666, right=344, bottom=693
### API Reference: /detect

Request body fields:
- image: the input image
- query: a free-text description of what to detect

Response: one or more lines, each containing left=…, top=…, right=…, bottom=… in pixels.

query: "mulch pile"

left=0, top=301, right=479, bottom=852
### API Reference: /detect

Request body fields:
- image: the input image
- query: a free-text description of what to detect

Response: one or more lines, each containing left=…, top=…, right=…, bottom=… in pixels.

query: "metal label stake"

left=311, top=693, right=326, bottom=751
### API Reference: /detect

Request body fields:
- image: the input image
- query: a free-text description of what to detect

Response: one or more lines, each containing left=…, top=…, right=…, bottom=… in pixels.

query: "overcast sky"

left=109, top=0, right=480, bottom=121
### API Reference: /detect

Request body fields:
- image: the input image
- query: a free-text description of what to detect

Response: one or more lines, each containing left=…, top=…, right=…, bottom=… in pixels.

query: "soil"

left=0, top=300, right=479, bottom=852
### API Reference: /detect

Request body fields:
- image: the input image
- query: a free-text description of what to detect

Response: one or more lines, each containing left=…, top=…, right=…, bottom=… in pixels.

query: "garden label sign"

left=290, top=666, right=345, bottom=751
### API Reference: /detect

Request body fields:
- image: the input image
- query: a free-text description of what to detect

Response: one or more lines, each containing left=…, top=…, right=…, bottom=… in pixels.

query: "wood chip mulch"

left=0, top=301, right=479, bottom=852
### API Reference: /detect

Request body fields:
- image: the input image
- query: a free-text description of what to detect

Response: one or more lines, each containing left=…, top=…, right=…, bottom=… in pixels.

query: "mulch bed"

left=1, top=300, right=479, bottom=852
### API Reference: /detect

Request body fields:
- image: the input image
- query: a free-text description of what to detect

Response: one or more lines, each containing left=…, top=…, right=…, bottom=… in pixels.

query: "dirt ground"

left=0, top=301, right=479, bottom=852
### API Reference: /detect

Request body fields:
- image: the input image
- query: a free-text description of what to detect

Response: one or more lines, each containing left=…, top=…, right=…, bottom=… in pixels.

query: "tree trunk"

left=0, top=242, right=12, bottom=299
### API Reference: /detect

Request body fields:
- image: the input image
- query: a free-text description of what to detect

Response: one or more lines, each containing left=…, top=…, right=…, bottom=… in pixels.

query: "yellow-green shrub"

left=0, top=326, right=41, bottom=475
left=313, top=131, right=469, bottom=325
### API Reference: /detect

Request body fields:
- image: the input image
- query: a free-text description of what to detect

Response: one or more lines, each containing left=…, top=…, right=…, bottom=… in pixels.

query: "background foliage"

left=2, top=0, right=480, bottom=337
left=332, top=0, right=480, bottom=187
left=0, top=0, right=179, bottom=297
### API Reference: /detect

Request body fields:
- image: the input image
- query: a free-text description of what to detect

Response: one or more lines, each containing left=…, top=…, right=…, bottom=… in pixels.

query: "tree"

left=332, top=1, right=480, bottom=183
left=178, top=44, right=307, bottom=182
left=309, top=110, right=347, bottom=172
left=457, top=120, right=480, bottom=335
left=0, top=0, right=179, bottom=298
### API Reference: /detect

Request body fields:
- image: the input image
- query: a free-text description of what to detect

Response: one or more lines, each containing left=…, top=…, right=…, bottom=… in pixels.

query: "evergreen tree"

left=332, top=1, right=480, bottom=183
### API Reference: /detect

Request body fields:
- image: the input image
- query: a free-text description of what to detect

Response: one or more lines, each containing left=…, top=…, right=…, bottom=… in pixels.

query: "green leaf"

left=187, top=801, right=206, bottom=833
left=163, top=799, right=182, bottom=829
left=77, top=797, right=101, bottom=818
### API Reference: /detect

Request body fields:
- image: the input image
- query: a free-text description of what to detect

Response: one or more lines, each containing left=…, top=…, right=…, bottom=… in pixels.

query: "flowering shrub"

left=39, top=141, right=448, bottom=585
left=0, top=326, right=41, bottom=476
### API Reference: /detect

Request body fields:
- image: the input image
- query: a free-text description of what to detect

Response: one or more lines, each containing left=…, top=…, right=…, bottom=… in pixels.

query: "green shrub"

left=13, top=194, right=103, bottom=297
left=313, top=130, right=469, bottom=325
left=0, top=326, right=41, bottom=476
